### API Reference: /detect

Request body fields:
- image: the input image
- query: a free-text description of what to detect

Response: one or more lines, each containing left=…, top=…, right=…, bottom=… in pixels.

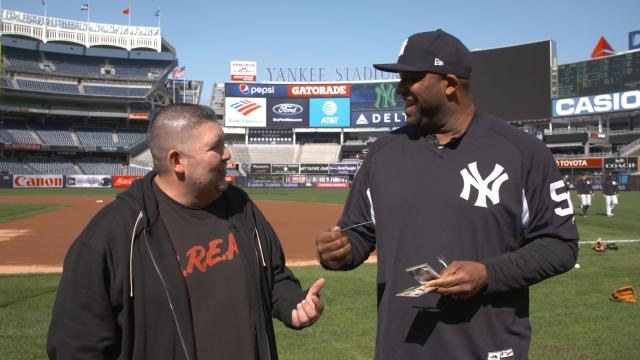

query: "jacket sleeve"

left=481, top=146, right=579, bottom=293
left=47, top=229, right=121, bottom=359
left=251, top=203, right=306, bottom=328
left=335, top=153, right=377, bottom=270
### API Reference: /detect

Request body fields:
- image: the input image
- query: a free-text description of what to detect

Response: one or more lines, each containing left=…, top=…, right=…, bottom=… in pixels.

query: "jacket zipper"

left=143, top=230, right=192, bottom=360
left=252, top=226, right=271, bottom=360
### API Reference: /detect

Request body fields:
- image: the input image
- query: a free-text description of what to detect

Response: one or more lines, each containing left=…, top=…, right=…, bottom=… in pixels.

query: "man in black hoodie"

left=48, top=104, right=324, bottom=360
left=315, top=30, right=578, bottom=359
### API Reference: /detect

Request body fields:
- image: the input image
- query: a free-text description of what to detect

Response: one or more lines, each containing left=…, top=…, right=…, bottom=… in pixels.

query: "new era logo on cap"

left=374, top=29, right=472, bottom=78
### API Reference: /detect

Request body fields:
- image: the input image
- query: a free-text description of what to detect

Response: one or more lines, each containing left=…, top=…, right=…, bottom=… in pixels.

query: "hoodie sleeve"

left=47, top=228, right=121, bottom=359
left=480, top=144, right=579, bottom=293
left=251, top=203, right=306, bottom=328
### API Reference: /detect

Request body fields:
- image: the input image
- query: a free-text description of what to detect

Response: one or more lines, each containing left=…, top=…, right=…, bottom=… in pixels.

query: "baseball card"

left=396, top=262, right=441, bottom=297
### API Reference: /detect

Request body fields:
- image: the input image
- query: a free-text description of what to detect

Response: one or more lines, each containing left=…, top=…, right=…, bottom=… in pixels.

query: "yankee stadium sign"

left=553, top=90, right=640, bottom=117
left=266, top=66, right=400, bottom=82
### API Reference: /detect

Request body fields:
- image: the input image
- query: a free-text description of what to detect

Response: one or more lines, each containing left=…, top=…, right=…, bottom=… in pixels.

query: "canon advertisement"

left=13, top=175, right=64, bottom=188
left=267, top=98, right=309, bottom=128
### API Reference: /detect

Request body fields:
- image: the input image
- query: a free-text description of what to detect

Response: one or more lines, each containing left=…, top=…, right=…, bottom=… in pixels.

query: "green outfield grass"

left=0, top=203, right=70, bottom=224
left=0, top=188, right=638, bottom=359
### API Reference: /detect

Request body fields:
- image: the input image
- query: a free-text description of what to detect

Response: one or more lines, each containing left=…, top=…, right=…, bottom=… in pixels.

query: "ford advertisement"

left=266, top=98, right=309, bottom=128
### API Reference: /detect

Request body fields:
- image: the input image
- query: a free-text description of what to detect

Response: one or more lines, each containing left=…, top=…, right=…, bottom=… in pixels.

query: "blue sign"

left=350, top=110, right=406, bottom=127
left=630, top=30, right=640, bottom=50
left=266, top=98, right=309, bottom=128
left=224, top=83, right=288, bottom=97
left=350, top=82, right=403, bottom=111
left=309, top=98, right=350, bottom=127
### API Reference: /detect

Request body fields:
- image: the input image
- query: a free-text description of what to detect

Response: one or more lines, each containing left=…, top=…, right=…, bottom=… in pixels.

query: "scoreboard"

left=557, top=51, right=640, bottom=98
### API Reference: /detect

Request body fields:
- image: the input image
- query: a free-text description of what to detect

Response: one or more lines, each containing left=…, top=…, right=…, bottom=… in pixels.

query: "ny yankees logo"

left=459, top=162, right=509, bottom=208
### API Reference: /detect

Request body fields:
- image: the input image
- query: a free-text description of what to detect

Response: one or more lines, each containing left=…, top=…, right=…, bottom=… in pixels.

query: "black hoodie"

left=47, top=172, right=307, bottom=360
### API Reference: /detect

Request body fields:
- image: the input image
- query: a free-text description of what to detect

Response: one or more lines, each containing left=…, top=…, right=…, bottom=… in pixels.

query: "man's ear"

left=167, top=149, right=185, bottom=174
left=444, top=74, right=460, bottom=96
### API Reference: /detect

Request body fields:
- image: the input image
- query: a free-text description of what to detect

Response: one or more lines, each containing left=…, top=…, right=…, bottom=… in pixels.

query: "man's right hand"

left=315, top=226, right=351, bottom=269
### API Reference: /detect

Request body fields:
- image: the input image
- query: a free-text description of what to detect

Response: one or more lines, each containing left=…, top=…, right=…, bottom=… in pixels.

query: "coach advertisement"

left=224, top=97, right=267, bottom=127
left=66, top=175, right=112, bottom=188
left=271, top=164, right=300, bottom=174
left=13, top=175, right=64, bottom=188
left=604, top=157, right=631, bottom=172
left=266, top=98, right=309, bottom=128
left=300, top=164, right=330, bottom=174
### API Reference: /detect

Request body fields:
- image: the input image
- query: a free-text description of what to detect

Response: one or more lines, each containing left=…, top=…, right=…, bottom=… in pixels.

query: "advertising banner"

left=555, top=158, right=603, bottom=169
left=604, top=157, right=629, bottom=172
left=0, top=175, right=13, bottom=188
left=350, top=110, right=406, bottom=128
left=288, top=84, right=350, bottom=97
left=329, top=163, right=358, bottom=174
left=13, top=175, right=63, bottom=188
left=271, top=164, right=300, bottom=174
left=66, top=175, right=112, bottom=188
left=309, top=98, right=350, bottom=127
left=113, top=175, right=143, bottom=188
left=230, top=61, right=257, bottom=82
left=350, top=82, right=403, bottom=111
left=224, top=83, right=288, bottom=97
left=249, top=163, right=272, bottom=174
left=552, top=90, right=640, bottom=117
left=224, top=97, right=267, bottom=127
left=315, top=182, right=349, bottom=189
left=11, top=143, right=42, bottom=151
left=300, top=164, right=330, bottom=174
left=96, top=146, right=125, bottom=152
left=128, top=113, right=149, bottom=120
left=266, top=98, right=309, bottom=128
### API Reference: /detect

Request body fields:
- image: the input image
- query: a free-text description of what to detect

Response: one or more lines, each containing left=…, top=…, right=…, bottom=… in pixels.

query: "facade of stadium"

left=1, top=9, right=639, bottom=190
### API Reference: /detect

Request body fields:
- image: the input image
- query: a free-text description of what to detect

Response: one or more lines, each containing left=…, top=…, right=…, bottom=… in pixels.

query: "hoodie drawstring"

left=254, top=228, right=266, bottom=267
left=130, top=211, right=144, bottom=298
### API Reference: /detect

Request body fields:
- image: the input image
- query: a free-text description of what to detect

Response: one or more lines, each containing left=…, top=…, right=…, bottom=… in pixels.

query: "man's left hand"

left=425, top=261, right=488, bottom=299
left=291, top=278, right=325, bottom=329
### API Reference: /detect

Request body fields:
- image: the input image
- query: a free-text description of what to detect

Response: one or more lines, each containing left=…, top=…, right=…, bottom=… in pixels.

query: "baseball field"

left=1, top=188, right=639, bottom=359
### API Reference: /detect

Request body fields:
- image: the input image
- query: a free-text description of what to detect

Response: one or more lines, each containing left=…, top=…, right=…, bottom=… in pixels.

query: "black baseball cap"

left=373, top=29, right=472, bottom=79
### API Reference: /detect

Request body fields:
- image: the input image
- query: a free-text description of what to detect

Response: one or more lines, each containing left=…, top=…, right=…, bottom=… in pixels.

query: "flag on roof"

left=122, top=8, right=130, bottom=15
left=172, top=66, right=186, bottom=78
left=154, top=9, right=160, bottom=16
left=80, top=4, right=89, bottom=11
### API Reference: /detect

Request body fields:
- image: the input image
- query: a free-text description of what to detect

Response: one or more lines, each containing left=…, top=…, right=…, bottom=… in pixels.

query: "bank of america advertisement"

left=309, top=98, right=350, bottom=127
left=225, top=97, right=267, bottom=127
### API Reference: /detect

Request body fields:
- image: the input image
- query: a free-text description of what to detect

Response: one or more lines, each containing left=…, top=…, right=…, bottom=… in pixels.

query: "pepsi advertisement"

left=267, top=98, right=309, bottom=128
left=224, top=83, right=289, bottom=97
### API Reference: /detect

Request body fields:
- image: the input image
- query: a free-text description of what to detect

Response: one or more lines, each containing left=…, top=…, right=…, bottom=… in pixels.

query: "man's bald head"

left=147, top=104, right=218, bottom=174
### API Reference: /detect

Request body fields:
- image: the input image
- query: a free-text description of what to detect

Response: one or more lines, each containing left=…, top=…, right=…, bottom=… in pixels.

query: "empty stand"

left=0, top=160, right=35, bottom=174
left=16, top=78, right=79, bottom=94
left=1, top=122, right=40, bottom=144
left=84, top=85, right=149, bottom=97
left=26, top=159, right=79, bottom=174
left=297, top=144, right=341, bottom=163
left=75, top=128, right=116, bottom=147
left=31, top=124, right=76, bottom=146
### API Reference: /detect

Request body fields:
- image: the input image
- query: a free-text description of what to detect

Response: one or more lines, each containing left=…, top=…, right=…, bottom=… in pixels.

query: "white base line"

left=579, top=239, right=640, bottom=244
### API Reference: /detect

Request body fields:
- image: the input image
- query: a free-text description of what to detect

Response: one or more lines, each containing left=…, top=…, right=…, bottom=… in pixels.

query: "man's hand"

left=425, top=261, right=488, bottom=299
left=315, top=226, right=351, bottom=269
left=291, top=278, right=325, bottom=329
